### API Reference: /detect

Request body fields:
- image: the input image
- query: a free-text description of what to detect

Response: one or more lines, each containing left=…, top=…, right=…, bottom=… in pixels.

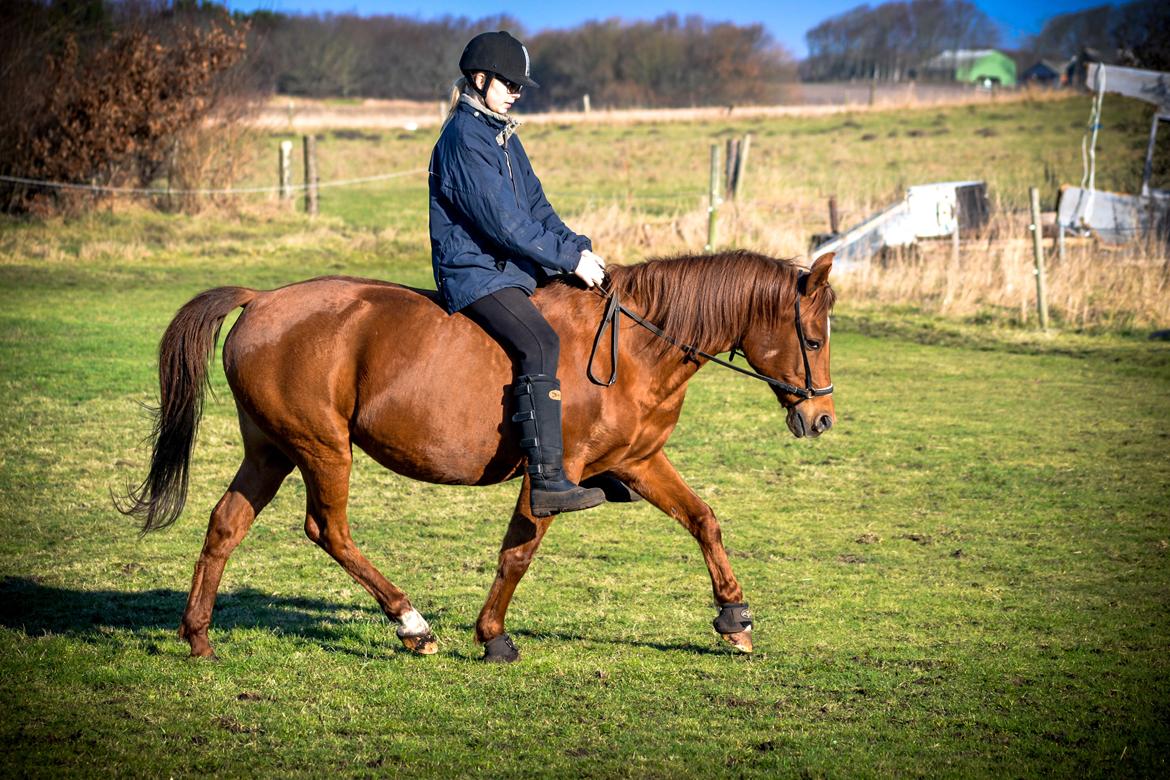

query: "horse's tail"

left=116, top=286, right=258, bottom=534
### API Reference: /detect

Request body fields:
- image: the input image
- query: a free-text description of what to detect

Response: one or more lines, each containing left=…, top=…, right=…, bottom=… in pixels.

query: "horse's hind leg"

left=179, top=435, right=293, bottom=658
left=299, top=449, right=438, bottom=655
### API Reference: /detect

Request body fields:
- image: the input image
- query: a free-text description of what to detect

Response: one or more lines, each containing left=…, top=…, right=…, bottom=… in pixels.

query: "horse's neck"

left=538, top=287, right=705, bottom=397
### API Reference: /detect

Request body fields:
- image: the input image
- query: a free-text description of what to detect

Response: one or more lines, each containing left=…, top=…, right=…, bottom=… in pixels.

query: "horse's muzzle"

left=786, top=405, right=834, bottom=439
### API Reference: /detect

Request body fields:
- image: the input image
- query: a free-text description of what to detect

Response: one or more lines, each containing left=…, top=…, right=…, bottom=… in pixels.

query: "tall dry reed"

left=570, top=200, right=1170, bottom=332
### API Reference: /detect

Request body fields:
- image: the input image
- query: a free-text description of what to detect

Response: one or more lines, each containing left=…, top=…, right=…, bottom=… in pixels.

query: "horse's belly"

left=351, top=304, right=523, bottom=486
left=351, top=380, right=522, bottom=486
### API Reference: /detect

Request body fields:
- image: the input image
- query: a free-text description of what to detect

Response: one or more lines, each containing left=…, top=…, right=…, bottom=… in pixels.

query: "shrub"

left=0, top=2, right=250, bottom=215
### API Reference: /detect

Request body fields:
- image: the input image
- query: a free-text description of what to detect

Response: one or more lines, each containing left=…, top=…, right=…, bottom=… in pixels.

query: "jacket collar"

left=460, top=92, right=521, bottom=146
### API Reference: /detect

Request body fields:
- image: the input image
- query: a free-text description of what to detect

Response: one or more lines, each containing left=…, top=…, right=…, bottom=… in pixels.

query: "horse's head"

left=740, top=252, right=836, bottom=439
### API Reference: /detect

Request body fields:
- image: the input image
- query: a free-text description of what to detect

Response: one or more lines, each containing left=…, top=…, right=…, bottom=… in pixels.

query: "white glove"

left=580, top=249, right=607, bottom=268
left=573, top=251, right=606, bottom=288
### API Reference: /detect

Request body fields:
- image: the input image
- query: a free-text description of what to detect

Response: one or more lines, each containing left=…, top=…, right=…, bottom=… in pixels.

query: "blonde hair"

left=442, top=76, right=470, bottom=129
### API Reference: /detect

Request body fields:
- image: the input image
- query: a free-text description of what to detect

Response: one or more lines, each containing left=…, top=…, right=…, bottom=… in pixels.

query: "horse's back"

left=224, top=276, right=519, bottom=484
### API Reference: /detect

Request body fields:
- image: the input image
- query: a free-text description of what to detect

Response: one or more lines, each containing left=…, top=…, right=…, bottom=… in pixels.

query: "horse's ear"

left=805, top=252, right=834, bottom=294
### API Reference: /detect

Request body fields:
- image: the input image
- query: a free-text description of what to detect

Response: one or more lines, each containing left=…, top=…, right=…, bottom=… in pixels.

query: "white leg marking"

left=396, top=608, right=431, bottom=637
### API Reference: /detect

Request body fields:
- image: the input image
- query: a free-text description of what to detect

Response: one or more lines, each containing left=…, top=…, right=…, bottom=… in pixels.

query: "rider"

left=429, top=31, right=607, bottom=517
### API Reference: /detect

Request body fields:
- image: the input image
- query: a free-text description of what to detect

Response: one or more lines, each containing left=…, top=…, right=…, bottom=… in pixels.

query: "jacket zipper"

left=502, top=141, right=522, bottom=209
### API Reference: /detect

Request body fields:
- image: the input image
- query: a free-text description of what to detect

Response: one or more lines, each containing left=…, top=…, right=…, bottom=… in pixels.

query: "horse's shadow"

left=0, top=576, right=403, bottom=659
left=0, top=577, right=726, bottom=658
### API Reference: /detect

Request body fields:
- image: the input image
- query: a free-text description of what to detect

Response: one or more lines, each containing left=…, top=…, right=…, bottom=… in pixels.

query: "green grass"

left=243, top=94, right=1158, bottom=236
left=1, top=96, right=1168, bottom=776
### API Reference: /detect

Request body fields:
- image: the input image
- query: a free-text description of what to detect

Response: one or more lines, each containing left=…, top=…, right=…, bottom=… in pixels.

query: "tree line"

left=802, top=0, right=1169, bottom=82
left=1024, top=0, right=1169, bottom=71
left=802, top=0, right=999, bottom=82
left=246, top=11, right=794, bottom=109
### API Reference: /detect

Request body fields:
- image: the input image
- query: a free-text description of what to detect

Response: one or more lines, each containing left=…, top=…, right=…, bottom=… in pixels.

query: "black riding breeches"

left=462, top=287, right=560, bottom=377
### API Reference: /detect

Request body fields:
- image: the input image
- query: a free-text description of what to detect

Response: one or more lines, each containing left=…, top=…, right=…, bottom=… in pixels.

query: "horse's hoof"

left=482, top=633, right=520, bottom=663
left=399, top=631, right=439, bottom=656
left=720, top=630, right=753, bottom=653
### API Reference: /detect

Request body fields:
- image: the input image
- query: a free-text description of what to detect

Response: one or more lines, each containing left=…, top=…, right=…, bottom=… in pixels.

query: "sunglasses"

left=496, top=76, right=524, bottom=95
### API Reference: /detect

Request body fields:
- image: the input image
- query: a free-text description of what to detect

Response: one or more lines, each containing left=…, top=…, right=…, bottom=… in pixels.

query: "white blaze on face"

left=827, top=316, right=831, bottom=344
left=397, top=608, right=431, bottom=637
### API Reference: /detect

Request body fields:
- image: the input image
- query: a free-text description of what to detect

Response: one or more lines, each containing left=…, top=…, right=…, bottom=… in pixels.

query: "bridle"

left=586, top=277, right=834, bottom=404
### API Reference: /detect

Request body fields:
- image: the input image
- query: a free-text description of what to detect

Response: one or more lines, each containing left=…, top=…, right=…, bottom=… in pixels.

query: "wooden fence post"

left=279, top=140, right=293, bottom=202
left=706, top=144, right=720, bottom=253
left=1029, top=187, right=1050, bottom=330
left=303, top=135, right=319, bottom=216
left=583, top=94, right=591, bottom=114
left=828, top=195, right=840, bottom=234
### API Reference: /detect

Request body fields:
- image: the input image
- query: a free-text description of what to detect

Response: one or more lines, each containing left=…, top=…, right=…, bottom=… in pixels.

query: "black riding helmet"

left=459, top=31, right=540, bottom=97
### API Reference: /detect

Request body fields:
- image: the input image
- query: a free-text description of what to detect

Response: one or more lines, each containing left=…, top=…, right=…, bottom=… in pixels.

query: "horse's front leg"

left=619, top=450, right=753, bottom=653
left=475, top=477, right=554, bottom=663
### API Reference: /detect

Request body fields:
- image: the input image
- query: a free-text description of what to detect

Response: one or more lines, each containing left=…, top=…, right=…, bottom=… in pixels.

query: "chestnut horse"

left=120, top=250, right=836, bottom=662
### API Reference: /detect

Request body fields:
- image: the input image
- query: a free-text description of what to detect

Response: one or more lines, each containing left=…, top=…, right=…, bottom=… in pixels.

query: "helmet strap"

left=468, top=71, right=493, bottom=99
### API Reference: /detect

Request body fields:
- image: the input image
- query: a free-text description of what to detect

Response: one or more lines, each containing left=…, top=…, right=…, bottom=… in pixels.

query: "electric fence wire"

left=0, top=169, right=427, bottom=196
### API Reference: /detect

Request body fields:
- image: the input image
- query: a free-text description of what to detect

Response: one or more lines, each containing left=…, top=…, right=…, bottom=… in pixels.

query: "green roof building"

left=922, top=49, right=1018, bottom=87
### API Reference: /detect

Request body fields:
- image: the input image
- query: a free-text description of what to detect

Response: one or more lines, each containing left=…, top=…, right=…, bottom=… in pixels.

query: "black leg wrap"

left=482, top=633, right=520, bottom=663
left=713, top=602, right=753, bottom=634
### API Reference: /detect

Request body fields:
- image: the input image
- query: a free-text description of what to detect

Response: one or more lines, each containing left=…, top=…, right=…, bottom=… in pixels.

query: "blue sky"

left=225, top=0, right=1114, bottom=58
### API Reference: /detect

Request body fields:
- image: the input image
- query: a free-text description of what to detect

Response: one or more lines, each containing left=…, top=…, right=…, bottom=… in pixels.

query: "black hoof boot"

left=483, top=633, right=520, bottom=663
left=580, top=473, right=643, bottom=503
left=713, top=602, right=753, bottom=634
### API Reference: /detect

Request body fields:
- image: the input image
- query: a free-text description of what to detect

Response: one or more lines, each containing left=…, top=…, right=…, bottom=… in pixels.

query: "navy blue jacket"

left=429, top=100, right=591, bottom=313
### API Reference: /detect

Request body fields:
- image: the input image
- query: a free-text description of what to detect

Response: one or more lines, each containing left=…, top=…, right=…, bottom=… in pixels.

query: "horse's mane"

left=591, top=250, right=836, bottom=355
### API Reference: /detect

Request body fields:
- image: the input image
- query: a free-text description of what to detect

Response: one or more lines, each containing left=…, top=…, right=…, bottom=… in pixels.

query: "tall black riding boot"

left=512, top=374, right=605, bottom=517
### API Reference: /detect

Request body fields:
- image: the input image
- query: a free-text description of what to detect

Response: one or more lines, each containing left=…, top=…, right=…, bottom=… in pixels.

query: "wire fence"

left=0, top=171, right=703, bottom=210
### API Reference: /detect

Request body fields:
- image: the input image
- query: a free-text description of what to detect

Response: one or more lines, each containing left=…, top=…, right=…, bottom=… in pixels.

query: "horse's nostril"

left=815, top=415, right=833, bottom=433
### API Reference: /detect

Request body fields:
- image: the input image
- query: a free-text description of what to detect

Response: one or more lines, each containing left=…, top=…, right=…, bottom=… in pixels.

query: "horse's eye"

left=806, top=339, right=822, bottom=350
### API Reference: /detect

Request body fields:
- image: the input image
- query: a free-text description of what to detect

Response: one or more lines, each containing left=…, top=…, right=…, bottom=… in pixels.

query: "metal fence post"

left=1029, top=187, right=1050, bottom=330
left=733, top=133, right=751, bottom=200
left=279, top=140, right=293, bottom=202
left=706, top=144, right=720, bottom=253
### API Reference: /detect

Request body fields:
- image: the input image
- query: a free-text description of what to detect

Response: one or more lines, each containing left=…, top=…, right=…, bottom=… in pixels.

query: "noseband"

left=587, top=281, right=834, bottom=405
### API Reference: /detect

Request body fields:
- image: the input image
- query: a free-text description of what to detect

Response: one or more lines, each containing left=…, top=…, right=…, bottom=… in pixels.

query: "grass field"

left=1, top=95, right=1169, bottom=777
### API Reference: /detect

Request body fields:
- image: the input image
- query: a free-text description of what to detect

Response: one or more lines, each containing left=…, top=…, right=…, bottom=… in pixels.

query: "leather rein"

left=586, top=277, right=834, bottom=403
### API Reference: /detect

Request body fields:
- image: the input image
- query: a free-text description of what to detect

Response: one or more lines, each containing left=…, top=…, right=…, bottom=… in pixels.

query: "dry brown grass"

left=845, top=212, right=1170, bottom=331
left=568, top=201, right=1170, bottom=332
